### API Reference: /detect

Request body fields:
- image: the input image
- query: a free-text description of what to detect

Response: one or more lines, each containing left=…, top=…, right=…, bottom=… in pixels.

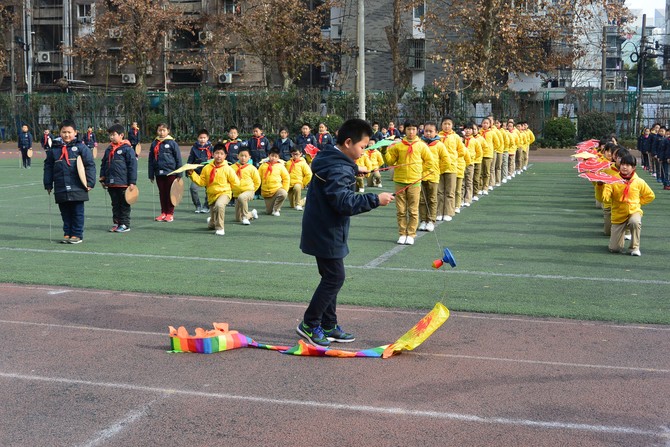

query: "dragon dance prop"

left=574, top=159, right=612, bottom=173
left=578, top=171, right=624, bottom=184
left=169, top=302, right=449, bottom=359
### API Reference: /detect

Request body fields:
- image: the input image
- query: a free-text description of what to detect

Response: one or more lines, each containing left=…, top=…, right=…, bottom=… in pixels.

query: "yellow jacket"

left=286, top=157, right=312, bottom=187
left=231, top=161, right=261, bottom=197
left=423, top=139, right=449, bottom=183
left=258, top=161, right=290, bottom=197
left=600, top=173, right=655, bottom=224
left=504, top=129, right=519, bottom=153
left=594, top=163, right=620, bottom=210
left=364, top=149, right=385, bottom=171
left=523, top=129, right=535, bottom=152
left=439, top=130, right=468, bottom=174
left=494, top=127, right=507, bottom=154
left=479, top=128, right=496, bottom=158
left=189, top=162, right=240, bottom=205
left=464, top=136, right=482, bottom=165
left=356, top=153, right=372, bottom=176
left=384, top=137, right=437, bottom=184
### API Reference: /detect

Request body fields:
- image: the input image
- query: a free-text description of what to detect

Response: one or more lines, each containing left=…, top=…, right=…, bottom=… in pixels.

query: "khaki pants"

left=473, top=162, right=482, bottom=194
left=521, top=149, right=529, bottom=168
left=395, top=183, right=421, bottom=237
left=419, top=180, right=439, bottom=223
left=455, top=177, right=464, bottom=208
left=609, top=213, right=642, bottom=252
left=288, top=183, right=305, bottom=208
left=507, top=153, right=515, bottom=177
left=515, top=148, right=523, bottom=171
left=367, top=170, right=382, bottom=187
left=463, top=164, right=474, bottom=204
left=355, top=177, right=365, bottom=190
left=264, top=189, right=288, bottom=214
left=481, top=157, right=492, bottom=192
left=494, top=153, right=504, bottom=185
left=235, top=190, right=255, bottom=221
left=208, top=194, right=230, bottom=230
left=437, top=172, right=456, bottom=217
left=603, top=207, right=612, bottom=236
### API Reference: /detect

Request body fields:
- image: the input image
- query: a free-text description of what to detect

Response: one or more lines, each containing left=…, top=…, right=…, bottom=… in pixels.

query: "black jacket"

left=100, top=141, right=138, bottom=187
left=300, top=145, right=379, bottom=259
left=44, top=139, right=96, bottom=203
left=148, top=138, right=182, bottom=179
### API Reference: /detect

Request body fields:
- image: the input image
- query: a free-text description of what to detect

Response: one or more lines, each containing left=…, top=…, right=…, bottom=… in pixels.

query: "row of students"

left=637, top=124, right=670, bottom=190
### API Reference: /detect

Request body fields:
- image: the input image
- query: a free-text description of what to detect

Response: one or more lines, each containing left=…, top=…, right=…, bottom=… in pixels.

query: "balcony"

left=32, top=5, right=63, bottom=24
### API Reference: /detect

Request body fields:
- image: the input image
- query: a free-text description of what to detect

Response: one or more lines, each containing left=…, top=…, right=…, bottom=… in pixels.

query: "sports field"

left=0, top=149, right=668, bottom=324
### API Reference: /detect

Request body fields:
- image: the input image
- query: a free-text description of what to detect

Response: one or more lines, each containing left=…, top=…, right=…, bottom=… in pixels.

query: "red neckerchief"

left=108, top=140, right=131, bottom=166
left=253, top=136, right=263, bottom=149
left=481, top=129, right=488, bottom=137
left=318, top=133, right=327, bottom=144
left=620, top=170, right=635, bottom=202
left=199, top=143, right=212, bottom=160
left=209, top=162, right=224, bottom=184
left=235, top=162, right=249, bottom=178
left=153, top=139, right=163, bottom=160
left=44, top=135, right=49, bottom=145
left=59, top=143, right=71, bottom=166
left=389, top=127, right=396, bottom=135
left=87, top=131, right=92, bottom=141
left=264, top=161, right=276, bottom=179
left=401, top=139, right=415, bottom=156
left=289, top=158, right=301, bottom=173
left=464, top=136, right=471, bottom=147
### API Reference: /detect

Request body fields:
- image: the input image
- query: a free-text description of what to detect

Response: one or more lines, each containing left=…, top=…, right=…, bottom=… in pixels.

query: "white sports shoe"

left=630, top=249, right=641, bottom=256
left=624, top=234, right=632, bottom=241
left=418, top=221, right=427, bottom=231
left=472, top=196, right=479, bottom=201
left=443, top=216, right=453, bottom=222
left=426, top=222, right=435, bottom=232
left=215, top=229, right=225, bottom=236
left=397, top=235, right=407, bottom=245
left=272, top=211, right=280, bottom=217
left=207, top=216, right=211, bottom=224
left=241, top=218, right=250, bottom=225
left=405, top=236, right=415, bottom=245
left=251, top=209, right=258, bottom=219
left=436, top=215, right=443, bottom=221
left=502, top=178, right=508, bottom=183
left=295, top=205, right=303, bottom=211
left=378, top=183, right=383, bottom=188
left=483, top=190, right=489, bottom=195
left=455, top=208, right=461, bottom=214
left=358, top=188, right=365, bottom=193
left=463, top=202, right=471, bottom=207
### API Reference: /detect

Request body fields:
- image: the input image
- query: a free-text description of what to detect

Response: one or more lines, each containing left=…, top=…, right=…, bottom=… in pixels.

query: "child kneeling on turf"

left=187, top=143, right=239, bottom=236
left=99, top=124, right=137, bottom=233
left=286, top=147, right=312, bottom=210
left=601, top=153, right=655, bottom=256
left=258, top=147, right=290, bottom=216
left=232, top=147, right=260, bottom=225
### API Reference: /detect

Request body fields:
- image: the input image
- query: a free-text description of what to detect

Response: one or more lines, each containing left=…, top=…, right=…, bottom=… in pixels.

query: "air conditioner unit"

left=79, top=17, right=92, bottom=24
left=145, top=64, right=153, bottom=75
left=109, top=27, right=122, bottom=39
left=198, top=31, right=212, bottom=43
left=37, top=51, right=51, bottom=64
left=122, top=73, right=136, bottom=84
left=218, top=72, right=233, bottom=84
left=320, top=62, right=329, bottom=73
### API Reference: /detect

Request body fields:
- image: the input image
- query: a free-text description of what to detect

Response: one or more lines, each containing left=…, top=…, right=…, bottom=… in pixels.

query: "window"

left=223, top=0, right=237, bottom=14
left=408, top=39, right=425, bottom=71
left=78, top=4, right=92, bottom=18
left=413, top=2, right=425, bottom=20
left=81, top=59, right=94, bottom=76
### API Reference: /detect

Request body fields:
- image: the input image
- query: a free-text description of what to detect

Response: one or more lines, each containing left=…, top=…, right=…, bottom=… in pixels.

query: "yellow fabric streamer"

left=382, top=302, right=450, bottom=358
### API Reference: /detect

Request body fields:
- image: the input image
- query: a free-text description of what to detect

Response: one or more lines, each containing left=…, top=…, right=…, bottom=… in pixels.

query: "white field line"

left=1, top=247, right=669, bottom=286
left=0, top=318, right=667, bottom=373
left=75, top=399, right=161, bottom=447
left=0, top=371, right=668, bottom=440
left=0, top=182, right=41, bottom=189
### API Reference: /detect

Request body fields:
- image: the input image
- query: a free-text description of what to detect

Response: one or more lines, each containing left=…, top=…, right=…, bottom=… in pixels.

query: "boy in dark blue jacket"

left=82, top=126, right=98, bottom=153
left=44, top=119, right=96, bottom=244
left=148, top=123, right=182, bottom=222
left=128, top=121, right=141, bottom=153
left=296, top=119, right=394, bottom=347
left=99, top=124, right=138, bottom=232
left=247, top=123, right=269, bottom=167
left=295, top=123, right=317, bottom=154
left=224, top=126, right=246, bottom=164
left=187, top=129, right=213, bottom=213
left=18, top=124, right=33, bottom=168
left=273, top=127, right=295, bottom=161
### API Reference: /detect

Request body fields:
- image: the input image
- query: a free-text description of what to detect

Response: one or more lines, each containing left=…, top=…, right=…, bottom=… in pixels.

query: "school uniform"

left=44, top=138, right=96, bottom=240
left=316, top=132, right=334, bottom=151
left=189, top=162, right=239, bottom=231
left=479, top=128, right=497, bottom=192
left=438, top=130, right=463, bottom=217
left=18, top=130, right=33, bottom=168
left=286, top=157, right=312, bottom=208
left=420, top=137, right=448, bottom=224
left=231, top=161, right=261, bottom=222
left=82, top=130, right=97, bottom=150
left=273, top=138, right=295, bottom=161
left=148, top=136, right=182, bottom=217
left=355, top=152, right=372, bottom=191
left=258, top=160, right=290, bottom=215
left=462, top=135, right=480, bottom=205
left=365, top=149, right=385, bottom=187
left=41, top=133, right=53, bottom=152
left=247, top=135, right=270, bottom=167
left=187, top=142, right=213, bottom=211
left=100, top=140, right=138, bottom=228
left=224, top=139, right=245, bottom=164
left=128, top=127, right=140, bottom=152
left=637, top=133, right=652, bottom=170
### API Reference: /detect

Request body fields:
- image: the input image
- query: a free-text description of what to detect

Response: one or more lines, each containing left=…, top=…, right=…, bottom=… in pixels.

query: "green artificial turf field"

left=0, top=156, right=667, bottom=324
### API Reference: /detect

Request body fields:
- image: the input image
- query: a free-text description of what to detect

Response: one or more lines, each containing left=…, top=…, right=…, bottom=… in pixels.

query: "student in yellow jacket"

left=384, top=121, right=437, bottom=245
left=593, top=143, right=619, bottom=236
left=365, top=143, right=385, bottom=188
left=503, top=120, right=519, bottom=182
left=419, top=122, right=450, bottom=230
left=521, top=122, right=535, bottom=170
left=473, top=123, right=487, bottom=198
left=188, top=143, right=240, bottom=236
left=286, top=147, right=312, bottom=210
left=258, top=147, right=290, bottom=216
left=478, top=118, right=497, bottom=195
left=438, top=117, right=465, bottom=218
left=355, top=149, right=372, bottom=192
left=462, top=123, right=482, bottom=207
left=493, top=120, right=508, bottom=186
left=600, top=153, right=655, bottom=256
left=514, top=122, right=527, bottom=173
left=231, top=147, right=261, bottom=225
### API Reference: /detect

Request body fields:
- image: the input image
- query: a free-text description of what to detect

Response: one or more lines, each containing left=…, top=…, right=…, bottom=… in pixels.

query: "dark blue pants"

left=20, top=147, right=31, bottom=167
left=58, top=201, right=85, bottom=238
left=303, top=257, right=345, bottom=329
left=662, top=160, right=669, bottom=186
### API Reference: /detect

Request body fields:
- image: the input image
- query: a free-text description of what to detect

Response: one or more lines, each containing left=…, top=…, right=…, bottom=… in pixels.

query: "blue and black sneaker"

left=323, top=325, right=356, bottom=343
left=296, top=321, right=330, bottom=347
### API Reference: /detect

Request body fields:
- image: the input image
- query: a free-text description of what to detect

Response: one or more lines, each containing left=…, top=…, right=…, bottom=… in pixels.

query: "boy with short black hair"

left=286, top=147, right=312, bottom=210
left=128, top=121, right=140, bottom=154
left=41, top=129, right=53, bottom=152
left=231, top=147, right=260, bottom=225
left=224, top=126, right=245, bottom=164
left=258, top=147, right=290, bottom=216
left=297, top=118, right=394, bottom=347
left=187, top=143, right=239, bottom=236
left=99, top=124, right=137, bottom=233
left=187, top=129, right=214, bottom=214
left=18, top=124, right=34, bottom=168
left=44, top=119, right=96, bottom=244
left=273, top=127, right=295, bottom=161
left=295, top=123, right=317, bottom=154
left=247, top=123, right=269, bottom=167
left=82, top=126, right=98, bottom=154
left=148, top=123, right=182, bottom=222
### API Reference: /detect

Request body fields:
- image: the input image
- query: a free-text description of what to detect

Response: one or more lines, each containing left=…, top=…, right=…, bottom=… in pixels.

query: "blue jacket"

left=100, top=141, right=138, bottom=187
left=187, top=142, right=213, bottom=174
left=316, top=132, right=335, bottom=151
left=300, top=145, right=380, bottom=259
left=225, top=139, right=246, bottom=164
left=637, top=134, right=651, bottom=153
left=18, top=131, right=33, bottom=149
left=148, top=138, right=182, bottom=179
left=44, top=138, right=96, bottom=203
left=82, top=130, right=97, bottom=149
left=273, top=138, right=295, bottom=161
left=295, top=134, right=317, bottom=153
left=247, top=135, right=270, bottom=166
left=128, top=128, right=140, bottom=147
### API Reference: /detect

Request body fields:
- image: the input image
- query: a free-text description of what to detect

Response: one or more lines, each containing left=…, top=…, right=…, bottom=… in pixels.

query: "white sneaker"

left=241, top=218, right=250, bottom=225
left=397, top=235, right=407, bottom=245
left=495, top=183, right=501, bottom=187
left=502, top=178, right=507, bottom=183
left=272, top=211, right=280, bottom=217
left=378, top=183, right=383, bottom=188
left=624, top=234, right=632, bottom=241
left=358, top=188, right=365, bottom=193
left=483, top=190, right=489, bottom=195
left=405, top=236, right=415, bottom=245
left=436, top=215, right=443, bottom=221
left=207, top=216, right=211, bottom=224
left=523, top=166, right=528, bottom=171
left=507, top=175, right=512, bottom=180
left=455, top=208, right=461, bottom=214
left=426, top=222, right=435, bottom=232
left=630, top=249, right=641, bottom=256
left=418, top=221, right=427, bottom=231
left=295, top=205, right=303, bottom=211
left=463, top=202, right=471, bottom=207
left=443, top=216, right=453, bottom=222
left=251, top=209, right=258, bottom=219
left=215, top=229, right=225, bottom=236
left=472, top=196, right=479, bottom=201
left=489, top=185, right=494, bottom=191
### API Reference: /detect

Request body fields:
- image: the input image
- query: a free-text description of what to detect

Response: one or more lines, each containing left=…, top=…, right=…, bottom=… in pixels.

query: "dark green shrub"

left=578, top=112, right=615, bottom=140
left=543, top=117, right=576, bottom=148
